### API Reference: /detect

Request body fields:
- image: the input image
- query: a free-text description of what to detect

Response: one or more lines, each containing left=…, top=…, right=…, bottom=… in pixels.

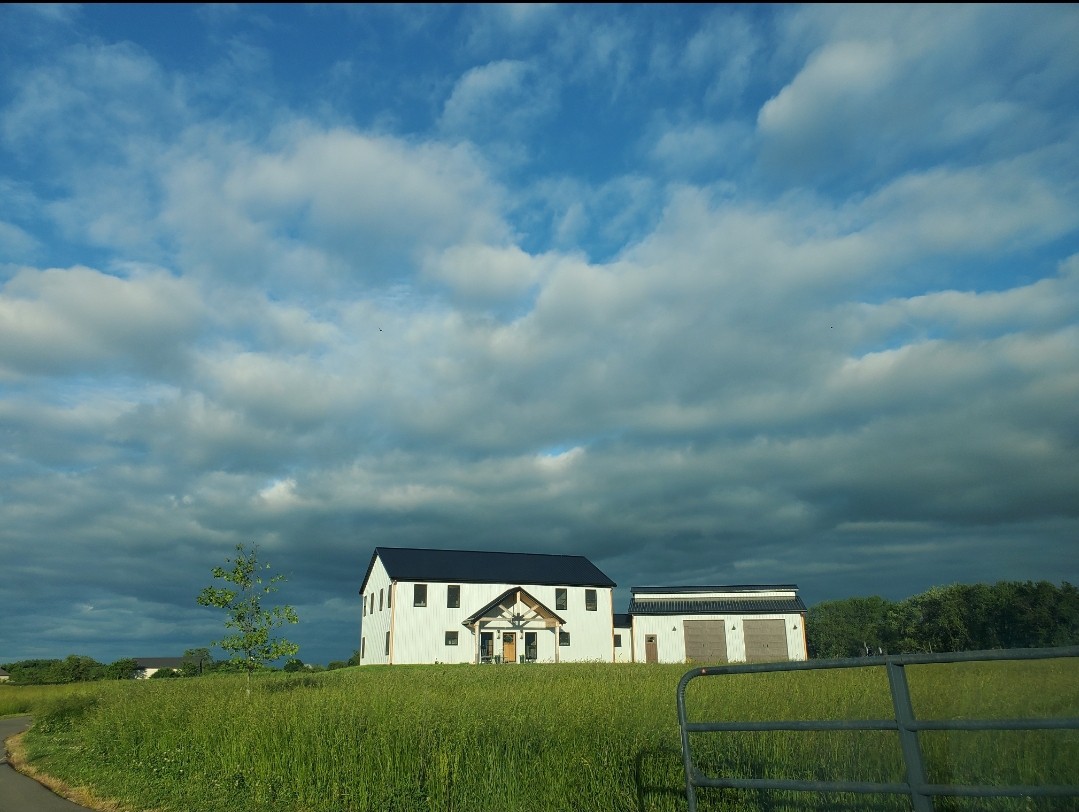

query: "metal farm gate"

left=676, top=646, right=1079, bottom=811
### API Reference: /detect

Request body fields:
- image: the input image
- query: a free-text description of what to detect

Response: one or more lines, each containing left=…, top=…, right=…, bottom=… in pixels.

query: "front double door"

left=498, top=631, right=539, bottom=663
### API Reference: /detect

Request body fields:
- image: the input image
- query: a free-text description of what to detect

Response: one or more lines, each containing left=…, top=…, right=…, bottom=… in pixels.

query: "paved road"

left=0, top=716, right=93, bottom=812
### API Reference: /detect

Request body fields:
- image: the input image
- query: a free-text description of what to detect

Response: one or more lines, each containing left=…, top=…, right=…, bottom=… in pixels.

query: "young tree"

left=105, top=658, right=139, bottom=680
left=197, top=543, right=299, bottom=686
left=181, top=647, right=213, bottom=677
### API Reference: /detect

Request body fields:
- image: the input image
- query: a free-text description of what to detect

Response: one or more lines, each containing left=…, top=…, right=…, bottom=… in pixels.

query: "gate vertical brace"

left=676, top=675, right=700, bottom=812
left=887, top=660, right=933, bottom=812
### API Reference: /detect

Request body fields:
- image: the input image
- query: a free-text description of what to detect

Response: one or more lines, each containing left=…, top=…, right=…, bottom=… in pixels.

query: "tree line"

left=807, top=580, right=1079, bottom=658
left=1, top=655, right=144, bottom=684
left=1, top=649, right=363, bottom=685
left=0, top=650, right=219, bottom=684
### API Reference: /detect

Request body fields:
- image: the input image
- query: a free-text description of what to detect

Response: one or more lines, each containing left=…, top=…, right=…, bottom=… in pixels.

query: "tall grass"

left=8, top=658, right=1078, bottom=812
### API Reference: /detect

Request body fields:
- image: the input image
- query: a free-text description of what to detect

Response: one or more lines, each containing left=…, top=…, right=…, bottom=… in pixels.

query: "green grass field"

left=3, top=658, right=1077, bottom=812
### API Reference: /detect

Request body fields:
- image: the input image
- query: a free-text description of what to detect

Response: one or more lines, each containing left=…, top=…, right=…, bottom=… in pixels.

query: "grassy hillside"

left=4, top=658, right=1077, bottom=812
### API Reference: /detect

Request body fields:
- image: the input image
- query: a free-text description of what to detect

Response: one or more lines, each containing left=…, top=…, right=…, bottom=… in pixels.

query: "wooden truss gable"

left=462, top=586, right=566, bottom=629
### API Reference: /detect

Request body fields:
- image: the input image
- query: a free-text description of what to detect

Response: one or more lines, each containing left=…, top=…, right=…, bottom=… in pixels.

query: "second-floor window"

left=556, top=588, right=567, bottom=611
left=585, top=589, right=597, bottom=611
left=414, top=583, right=427, bottom=607
left=379, top=588, right=384, bottom=611
left=447, top=584, right=460, bottom=608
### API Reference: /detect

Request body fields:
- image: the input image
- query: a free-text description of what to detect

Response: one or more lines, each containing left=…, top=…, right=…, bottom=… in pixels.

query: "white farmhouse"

left=628, top=586, right=807, bottom=664
left=359, top=547, right=617, bottom=665
left=358, top=547, right=808, bottom=666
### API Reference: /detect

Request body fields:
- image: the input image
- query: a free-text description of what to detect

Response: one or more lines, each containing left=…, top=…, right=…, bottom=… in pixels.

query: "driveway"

left=0, top=716, right=93, bottom=811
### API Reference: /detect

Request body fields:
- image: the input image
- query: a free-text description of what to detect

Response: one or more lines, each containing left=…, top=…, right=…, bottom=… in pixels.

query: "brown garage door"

left=743, top=619, right=788, bottom=663
left=683, top=620, right=728, bottom=663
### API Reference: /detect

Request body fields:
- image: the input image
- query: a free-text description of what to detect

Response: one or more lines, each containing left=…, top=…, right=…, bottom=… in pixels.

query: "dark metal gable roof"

left=135, top=657, right=185, bottom=669
left=631, top=585, right=799, bottom=594
left=628, top=596, right=807, bottom=616
left=360, top=547, right=616, bottom=593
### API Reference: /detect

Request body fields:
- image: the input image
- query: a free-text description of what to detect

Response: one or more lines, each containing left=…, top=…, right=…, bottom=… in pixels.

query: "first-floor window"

left=361, top=637, right=366, bottom=657
left=559, top=630, right=571, bottom=646
left=614, top=634, right=622, bottom=647
left=445, top=631, right=459, bottom=646
left=414, top=583, right=427, bottom=607
left=384, top=631, right=390, bottom=655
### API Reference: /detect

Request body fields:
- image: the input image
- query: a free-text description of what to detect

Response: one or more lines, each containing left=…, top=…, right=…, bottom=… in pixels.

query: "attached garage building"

left=628, top=585, right=808, bottom=664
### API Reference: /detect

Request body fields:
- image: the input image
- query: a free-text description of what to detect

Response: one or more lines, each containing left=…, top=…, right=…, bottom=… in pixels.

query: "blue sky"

left=1, top=4, right=1077, bottom=667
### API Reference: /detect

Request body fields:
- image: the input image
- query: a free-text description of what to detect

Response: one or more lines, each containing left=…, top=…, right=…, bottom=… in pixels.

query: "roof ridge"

left=375, top=545, right=594, bottom=559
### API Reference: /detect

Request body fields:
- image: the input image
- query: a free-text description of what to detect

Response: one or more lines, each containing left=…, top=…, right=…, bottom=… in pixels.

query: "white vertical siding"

left=613, top=626, right=633, bottom=663
left=633, top=615, right=689, bottom=663
left=631, top=613, right=806, bottom=664
left=386, top=581, right=616, bottom=665
left=359, top=558, right=392, bottom=665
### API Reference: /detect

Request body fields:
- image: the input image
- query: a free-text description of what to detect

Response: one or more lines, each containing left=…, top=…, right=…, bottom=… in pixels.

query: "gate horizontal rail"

left=676, top=646, right=1079, bottom=811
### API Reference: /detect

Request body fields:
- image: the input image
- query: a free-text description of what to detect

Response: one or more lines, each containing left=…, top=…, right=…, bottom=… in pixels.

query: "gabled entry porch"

left=462, top=587, right=566, bottom=664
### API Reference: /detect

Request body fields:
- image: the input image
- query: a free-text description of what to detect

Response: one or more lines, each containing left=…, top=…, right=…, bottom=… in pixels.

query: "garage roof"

left=628, top=596, right=806, bottom=615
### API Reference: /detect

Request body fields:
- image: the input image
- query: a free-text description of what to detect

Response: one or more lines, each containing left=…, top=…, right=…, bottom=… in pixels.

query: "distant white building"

left=359, top=547, right=807, bottom=665
left=134, top=657, right=184, bottom=679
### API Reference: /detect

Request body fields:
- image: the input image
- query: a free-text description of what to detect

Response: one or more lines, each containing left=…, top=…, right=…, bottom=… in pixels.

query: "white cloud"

left=758, top=39, right=898, bottom=138
left=164, top=125, right=509, bottom=288
left=855, top=160, right=1077, bottom=259
left=649, top=120, right=753, bottom=177
left=0, top=265, right=202, bottom=377
left=422, top=242, right=551, bottom=303
left=0, top=220, right=39, bottom=259
left=2, top=41, right=182, bottom=158
left=439, top=59, right=556, bottom=144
